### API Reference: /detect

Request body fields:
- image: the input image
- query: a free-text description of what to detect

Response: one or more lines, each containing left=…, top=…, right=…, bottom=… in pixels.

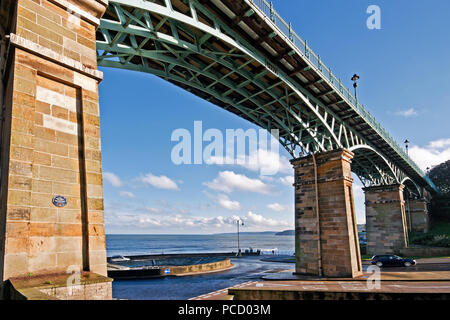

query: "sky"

left=98, top=0, right=450, bottom=234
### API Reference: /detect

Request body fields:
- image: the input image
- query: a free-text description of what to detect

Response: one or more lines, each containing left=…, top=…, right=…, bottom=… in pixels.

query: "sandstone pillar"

left=291, top=149, right=362, bottom=278
left=406, top=198, right=430, bottom=233
left=0, top=0, right=110, bottom=298
left=364, top=184, right=408, bottom=255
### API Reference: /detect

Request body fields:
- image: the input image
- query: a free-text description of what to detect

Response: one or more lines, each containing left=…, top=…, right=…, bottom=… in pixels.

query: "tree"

left=429, top=160, right=450, bottom=194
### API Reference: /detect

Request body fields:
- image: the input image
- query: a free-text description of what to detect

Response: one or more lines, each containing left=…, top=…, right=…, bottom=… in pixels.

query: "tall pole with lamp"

left=351, top=74, right=360, bottom=103
left=404, top=139, right=411, bottom=232
left=236, top=219, right=244, bottom=256
left=404, top=139, right=410, bottom=156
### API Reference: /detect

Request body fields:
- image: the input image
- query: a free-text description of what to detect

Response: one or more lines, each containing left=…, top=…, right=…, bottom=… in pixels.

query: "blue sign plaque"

left=164, top=268, right=171, bottom=275
left=52, top=195, right=67, bottom=208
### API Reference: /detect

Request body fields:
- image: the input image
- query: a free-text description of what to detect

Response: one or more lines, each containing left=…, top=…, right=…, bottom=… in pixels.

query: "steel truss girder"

left=350, top=145, right=398, bottom=183
left=96, top=0, right=422, bottom=190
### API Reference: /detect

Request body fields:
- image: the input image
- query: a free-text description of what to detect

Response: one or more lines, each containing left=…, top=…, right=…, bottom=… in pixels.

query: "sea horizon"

left=105, top=230, right=291, bottom=236
left=106, top=233, right=295, bottom=257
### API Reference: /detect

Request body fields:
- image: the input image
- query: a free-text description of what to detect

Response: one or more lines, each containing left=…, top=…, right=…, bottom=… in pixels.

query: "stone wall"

left=108, top=259, right=234, bottom=279
left=39, top=281, right=112, bottom=300
left=5, top=272, right=112, bottom=300
left=406, top=198, right=429, bottom=233
left=0, top=0, right=108, bottom=283
left=291, top=149, right=362, bottom=278
left=364, top=184, right=408, bottom=255
left=398, top=246, right=450, bottom=258
left=166, top=258, right=233, bottom=276
left=228, top=288, right=450, bottom=300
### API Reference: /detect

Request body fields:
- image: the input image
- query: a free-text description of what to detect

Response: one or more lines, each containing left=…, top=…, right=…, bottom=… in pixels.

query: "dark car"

left=370, top=255, right=416, bottom=267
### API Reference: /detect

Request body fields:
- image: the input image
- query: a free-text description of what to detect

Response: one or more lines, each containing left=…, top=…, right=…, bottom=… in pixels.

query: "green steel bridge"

left=95, top=0, right=437, bottom=196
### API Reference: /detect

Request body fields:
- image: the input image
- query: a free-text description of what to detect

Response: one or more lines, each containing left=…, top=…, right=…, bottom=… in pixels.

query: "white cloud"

left=105, top=205, right=292, bottom=234
left=279, top=175, right=294, bottom=186
left=204, top=171, right=272, bottom=194
left=267, top=202, right=290, bottom=212
left=395, top=108, right=418, bottom=118
left=260, top=175, right=275, bottom=182
left=244, top=211, right=291, bottom=228
left=409, top=138, right=450, bottom=171
left=207, top=149, right=291, bottom=176
left=145, top=207, right=162, bottom=214
left=103, top=172, right=123, bottom=187
left=428, top=138, right=450, bottom=149
left=119, top=191, right=135, bottom=198
left=216, top=194, right=241, bottom=210
left=138, top=173, right=180, bottom=191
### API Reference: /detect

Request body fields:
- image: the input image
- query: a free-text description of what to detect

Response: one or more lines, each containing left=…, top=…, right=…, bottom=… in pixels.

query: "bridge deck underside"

left=96, top=0, right=434, bottom=193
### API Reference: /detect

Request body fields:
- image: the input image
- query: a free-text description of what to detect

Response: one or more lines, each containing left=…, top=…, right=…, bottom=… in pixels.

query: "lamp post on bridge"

left=351, top=74, right=360, bottom=103
left=236, top=218, right=244, bottom=257
left=404, top=139, right=410, bottom=156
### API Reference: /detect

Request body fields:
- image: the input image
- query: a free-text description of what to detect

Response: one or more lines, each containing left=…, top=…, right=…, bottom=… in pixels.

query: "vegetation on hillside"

left=429, top=159, right=450, bottom=194
left=409, top=223, right=450, bottom=248
left=429, top=159, right=450, bottom=223
left=411, top=157, right=450, bottom=245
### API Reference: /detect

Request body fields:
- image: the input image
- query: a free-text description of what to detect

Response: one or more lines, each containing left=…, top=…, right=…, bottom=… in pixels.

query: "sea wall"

left=108, top=258, right=233, bottom=280
left=169, top=258, right=233, bottom=276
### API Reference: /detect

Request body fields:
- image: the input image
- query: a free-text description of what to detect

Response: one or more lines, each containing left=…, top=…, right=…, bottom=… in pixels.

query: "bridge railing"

left=248, top=0, right=435, bottom=188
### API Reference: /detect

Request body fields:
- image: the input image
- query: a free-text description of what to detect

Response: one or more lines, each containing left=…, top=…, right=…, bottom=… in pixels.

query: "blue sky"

left=98, top=0, right=450, bottom=234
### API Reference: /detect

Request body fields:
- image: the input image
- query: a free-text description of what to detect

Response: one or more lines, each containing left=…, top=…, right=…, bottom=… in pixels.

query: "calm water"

left=106, top=233, right=295, bottom=257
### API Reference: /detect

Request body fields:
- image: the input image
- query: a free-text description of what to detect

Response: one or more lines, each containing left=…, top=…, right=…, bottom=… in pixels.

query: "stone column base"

left=3, top=272, right=112, bottom=300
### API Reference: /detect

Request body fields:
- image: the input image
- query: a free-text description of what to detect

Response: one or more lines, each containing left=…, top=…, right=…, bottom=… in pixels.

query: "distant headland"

left=275, top=230, right=295, bottom=236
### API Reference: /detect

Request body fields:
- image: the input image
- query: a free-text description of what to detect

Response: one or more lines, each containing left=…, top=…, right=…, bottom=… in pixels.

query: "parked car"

left=370, top=255, right=416, bottom=267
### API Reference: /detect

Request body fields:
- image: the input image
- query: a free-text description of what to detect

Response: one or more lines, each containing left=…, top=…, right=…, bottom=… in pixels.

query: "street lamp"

left=351, top=74, right=360, bottom=103
left=404, top=139, right=410, bottom=155
left=236, top=219, right=244, bottom=256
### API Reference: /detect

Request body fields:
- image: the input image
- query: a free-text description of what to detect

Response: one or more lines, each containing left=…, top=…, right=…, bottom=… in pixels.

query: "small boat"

left=110, top=255, right=130, bottom=262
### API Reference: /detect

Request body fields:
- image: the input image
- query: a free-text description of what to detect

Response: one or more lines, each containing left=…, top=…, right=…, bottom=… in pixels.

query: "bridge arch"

left=96, top=0, right=355, bottom=156
left=401, top=177, right=423, bottom=198
left=349, top=144, right=399, bottom=187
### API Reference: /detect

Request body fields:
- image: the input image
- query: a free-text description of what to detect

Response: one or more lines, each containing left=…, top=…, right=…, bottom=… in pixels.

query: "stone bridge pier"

left=364, top=182, right=432, bottom=256
left=0, top=0, right=111, bottom=299
left=405, top=196, right=430, bottom=234
left=364, top=184, right=409, bottom=255
left=292, top=149, right=362, bottom=278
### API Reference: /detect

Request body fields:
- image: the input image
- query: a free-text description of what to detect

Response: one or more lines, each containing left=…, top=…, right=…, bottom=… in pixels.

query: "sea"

left=107, top=232, right=296, bottom=300
left=106, top=232, right=295, bottom=257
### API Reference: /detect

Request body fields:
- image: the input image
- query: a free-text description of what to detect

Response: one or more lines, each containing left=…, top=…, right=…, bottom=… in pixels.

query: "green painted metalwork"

left=96, top=0, right=437, bottom=194
left=247, top=0, right=436, bottom=192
